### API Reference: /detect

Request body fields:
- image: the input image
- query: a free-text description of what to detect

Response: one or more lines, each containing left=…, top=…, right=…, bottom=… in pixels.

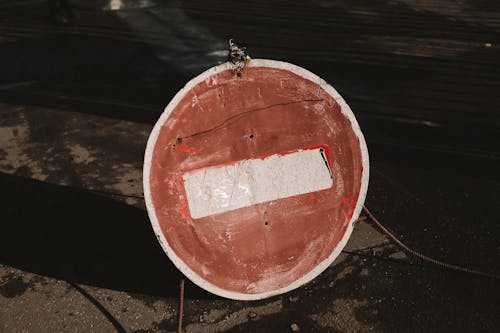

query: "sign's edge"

left=143, top=59, right=370, bottom=301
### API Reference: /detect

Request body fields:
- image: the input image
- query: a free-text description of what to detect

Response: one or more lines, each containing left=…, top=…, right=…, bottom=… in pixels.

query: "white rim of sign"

left=143, top=59, right=370, bottom=300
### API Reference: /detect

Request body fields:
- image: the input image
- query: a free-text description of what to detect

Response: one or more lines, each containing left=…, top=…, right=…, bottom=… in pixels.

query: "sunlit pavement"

left=1, top=1, right=500, bottom=332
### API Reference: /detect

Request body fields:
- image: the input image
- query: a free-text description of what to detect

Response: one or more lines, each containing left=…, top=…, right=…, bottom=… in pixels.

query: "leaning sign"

left=143, top=59, right=369, bottom=300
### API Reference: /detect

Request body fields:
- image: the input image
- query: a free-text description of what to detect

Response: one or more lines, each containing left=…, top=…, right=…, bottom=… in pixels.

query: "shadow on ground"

left=0, top=172, right=216, bottom=300
left=225, top=247, right=500, bottom=332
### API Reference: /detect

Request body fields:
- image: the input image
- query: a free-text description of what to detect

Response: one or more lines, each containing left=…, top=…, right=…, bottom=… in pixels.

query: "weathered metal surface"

left=182, top=146, right=333, bottom=218
left=144, top=60, right=369, bottom=299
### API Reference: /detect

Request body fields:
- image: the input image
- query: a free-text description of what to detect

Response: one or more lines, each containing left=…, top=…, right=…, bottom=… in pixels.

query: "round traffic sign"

left=144, top=59, right=369, bottom=300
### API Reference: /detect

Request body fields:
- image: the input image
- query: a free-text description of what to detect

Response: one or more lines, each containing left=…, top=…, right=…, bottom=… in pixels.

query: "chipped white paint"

left=144, top=59, right=370, bottom=300
left=183, top=148, right=333, bottom=219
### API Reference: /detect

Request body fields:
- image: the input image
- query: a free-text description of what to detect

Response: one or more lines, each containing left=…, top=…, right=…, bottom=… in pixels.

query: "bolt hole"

left=249, top=133, right=254, bottom=139
left=264, top=221, right=269, bottom=226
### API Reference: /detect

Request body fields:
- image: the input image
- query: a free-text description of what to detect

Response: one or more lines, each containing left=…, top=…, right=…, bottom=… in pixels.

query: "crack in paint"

left=180, top=98, right=324, bottom=140
left=319, top=148, right=333, bottom=178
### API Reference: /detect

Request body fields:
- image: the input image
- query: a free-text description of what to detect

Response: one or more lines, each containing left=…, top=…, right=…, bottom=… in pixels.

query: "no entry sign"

left=144, top=59, right=369, bottom=300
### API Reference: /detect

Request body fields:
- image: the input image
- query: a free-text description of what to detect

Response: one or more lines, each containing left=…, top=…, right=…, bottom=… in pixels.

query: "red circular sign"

left=144, top=59, right=369, bottom=300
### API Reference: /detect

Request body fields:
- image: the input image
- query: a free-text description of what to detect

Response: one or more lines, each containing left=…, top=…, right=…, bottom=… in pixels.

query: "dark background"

left=1, top=0, right=499, bottom=332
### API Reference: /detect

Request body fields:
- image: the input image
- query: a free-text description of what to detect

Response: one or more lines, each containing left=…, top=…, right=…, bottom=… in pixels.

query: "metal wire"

left=363, top=205, right=500, bottom=280
left=178, top=279, right=185, bottom=333
left=228, top=39, right=250, bottom=74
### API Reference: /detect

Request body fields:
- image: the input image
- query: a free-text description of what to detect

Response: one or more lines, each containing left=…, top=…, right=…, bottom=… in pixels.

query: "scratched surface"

left=148, top=65, right=363, bottom=296
left=182, top=148, right=334, bottom=219
left=1, top=0, right=500, bottom=332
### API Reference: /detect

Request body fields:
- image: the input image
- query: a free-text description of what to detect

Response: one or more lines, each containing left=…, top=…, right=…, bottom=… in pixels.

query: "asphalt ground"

left=1, top=0, right=499, bottom=332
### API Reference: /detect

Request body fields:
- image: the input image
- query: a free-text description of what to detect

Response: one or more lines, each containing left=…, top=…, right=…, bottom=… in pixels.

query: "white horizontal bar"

left=182, top=148, right=333, bottom=219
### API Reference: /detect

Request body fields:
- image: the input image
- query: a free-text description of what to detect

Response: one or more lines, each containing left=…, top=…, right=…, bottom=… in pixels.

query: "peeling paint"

left=144, top=60, right=369, bottom=299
